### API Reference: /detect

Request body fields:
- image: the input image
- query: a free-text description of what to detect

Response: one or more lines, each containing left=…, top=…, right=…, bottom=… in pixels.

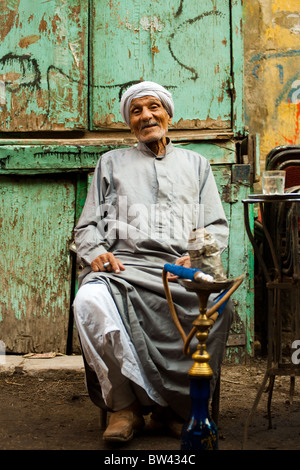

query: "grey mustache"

left=141, top=121, right=159, bottom=130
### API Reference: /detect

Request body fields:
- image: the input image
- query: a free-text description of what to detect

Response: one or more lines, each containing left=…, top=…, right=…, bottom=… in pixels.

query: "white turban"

left=120, top=81, right=174, bottom=127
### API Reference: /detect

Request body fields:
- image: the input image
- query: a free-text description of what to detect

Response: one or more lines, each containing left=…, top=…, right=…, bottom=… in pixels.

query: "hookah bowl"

left=177, top=277, right=235, bottom=451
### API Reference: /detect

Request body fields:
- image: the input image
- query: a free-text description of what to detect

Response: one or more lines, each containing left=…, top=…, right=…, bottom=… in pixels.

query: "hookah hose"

left=162, top=266, right=189, bottom=345
left=162, top=264, right=245, bottom=354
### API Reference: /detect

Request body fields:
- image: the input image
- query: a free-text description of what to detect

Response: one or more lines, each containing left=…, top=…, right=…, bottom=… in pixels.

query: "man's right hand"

left=91, top=253, right=125, bottom=274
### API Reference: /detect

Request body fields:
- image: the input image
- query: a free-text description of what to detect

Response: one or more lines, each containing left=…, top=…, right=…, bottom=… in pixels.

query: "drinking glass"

left=262, top=170, right=285, bottom=195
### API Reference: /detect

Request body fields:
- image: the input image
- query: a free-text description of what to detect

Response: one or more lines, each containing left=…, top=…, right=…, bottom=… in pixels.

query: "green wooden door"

left=212, top=164, right=254, bottom=361
left=0, top=0, right=243, bottom=133
left=0, top=1, right=252, bottom=360
left=0, top=174, right=75, bottom=353
left=0, top=0, right=89, bottom=131
left=90, top=0, right=242, bottom=132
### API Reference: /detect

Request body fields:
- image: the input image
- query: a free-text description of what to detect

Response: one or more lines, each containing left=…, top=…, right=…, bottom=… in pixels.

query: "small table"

left=242, top=193, right=300, bottom=446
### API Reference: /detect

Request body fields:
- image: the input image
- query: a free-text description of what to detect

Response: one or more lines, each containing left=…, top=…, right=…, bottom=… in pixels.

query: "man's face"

left=129, top=95, right=172, bottom=143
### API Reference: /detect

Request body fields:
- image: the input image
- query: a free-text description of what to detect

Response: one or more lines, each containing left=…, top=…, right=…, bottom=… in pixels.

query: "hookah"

left=162, top=228, right=244, bottom=450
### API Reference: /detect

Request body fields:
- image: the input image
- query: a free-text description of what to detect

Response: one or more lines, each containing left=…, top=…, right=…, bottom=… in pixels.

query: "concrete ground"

left=0, top=353, right=86, bottom=378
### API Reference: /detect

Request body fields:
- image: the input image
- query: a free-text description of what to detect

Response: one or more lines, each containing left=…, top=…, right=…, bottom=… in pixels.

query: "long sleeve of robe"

left=74, top=139, right=232, bottom=418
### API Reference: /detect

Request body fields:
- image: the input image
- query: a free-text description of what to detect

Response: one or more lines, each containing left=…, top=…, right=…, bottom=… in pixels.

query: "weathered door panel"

left=91, top=0, right=232, bottom=130
left=0, top=0, right=88, bottom=131
left=0, top=174, right=75, bottom=353
left=226, top=165, right=254, bottom=360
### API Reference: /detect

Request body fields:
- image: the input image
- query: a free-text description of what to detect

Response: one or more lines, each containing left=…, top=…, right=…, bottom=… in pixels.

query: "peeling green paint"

left=0, top=0, right=89, bottom=131
left=0, top=1, right=253, bottom=358
left=0, top=174, right=75, bottom=352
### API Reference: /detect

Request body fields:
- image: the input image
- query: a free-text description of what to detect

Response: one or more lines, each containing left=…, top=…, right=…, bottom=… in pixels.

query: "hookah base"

left=180, top=377, right=218, bottom=451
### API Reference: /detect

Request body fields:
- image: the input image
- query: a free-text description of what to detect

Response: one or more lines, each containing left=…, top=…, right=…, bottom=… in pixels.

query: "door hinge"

left=236, top=135, right=260, bottom=184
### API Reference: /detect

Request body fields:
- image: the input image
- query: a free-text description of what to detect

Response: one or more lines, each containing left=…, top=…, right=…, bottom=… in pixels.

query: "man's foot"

left=147, top=406, right=184, bottom=439
left=103, top=402, right=145, bottom=442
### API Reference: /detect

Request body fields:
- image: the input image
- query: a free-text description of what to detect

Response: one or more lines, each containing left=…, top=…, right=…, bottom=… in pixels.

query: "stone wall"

left=244, top=0, right=300, bottom=175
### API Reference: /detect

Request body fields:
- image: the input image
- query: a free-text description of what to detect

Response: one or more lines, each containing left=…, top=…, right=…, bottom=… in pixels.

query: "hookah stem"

left=162, top=268, right=245, bottom=355
left=183, top=274, right=245, bottom=355
left=162, top=268, right=188, bottom=344
left=207, top=273, right=244, bottom=317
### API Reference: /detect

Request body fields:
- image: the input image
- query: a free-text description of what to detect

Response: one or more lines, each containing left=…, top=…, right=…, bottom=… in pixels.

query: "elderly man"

left=73, top=81, right=233, bottom=443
